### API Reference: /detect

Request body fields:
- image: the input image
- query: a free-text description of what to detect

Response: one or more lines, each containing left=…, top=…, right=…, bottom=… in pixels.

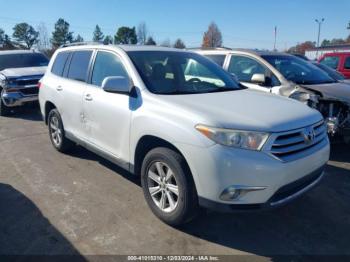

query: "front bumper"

left=176, top=138, right=330, bottom=209
left=199, top=166, right=325, bottom=212
left=1, top=91, right=38, bottom=107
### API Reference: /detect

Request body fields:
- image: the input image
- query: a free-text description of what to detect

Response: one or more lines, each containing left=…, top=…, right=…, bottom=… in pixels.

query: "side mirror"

left=251, top=74, right=266, bottom=85
left=102, top=76, right=131, bottom=94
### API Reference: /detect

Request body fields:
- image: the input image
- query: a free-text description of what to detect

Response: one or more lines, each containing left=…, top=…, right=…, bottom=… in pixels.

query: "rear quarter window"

left=67, top=51, right=93, bottom=82
left=51, top=52, right=70, bottom=76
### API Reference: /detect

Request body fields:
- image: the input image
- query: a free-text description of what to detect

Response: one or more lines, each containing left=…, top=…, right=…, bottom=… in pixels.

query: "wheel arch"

left=44, top=101, right=57, bottom=125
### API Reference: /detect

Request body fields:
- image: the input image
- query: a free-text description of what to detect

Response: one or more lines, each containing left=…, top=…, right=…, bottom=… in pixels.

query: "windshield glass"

left=262, top=55, right=335, bottom=85
left=0, top=53, right=49, bottom=71
left=128, top=51, right=241, bottom=94
left=314, top=63, right=345, bottom=81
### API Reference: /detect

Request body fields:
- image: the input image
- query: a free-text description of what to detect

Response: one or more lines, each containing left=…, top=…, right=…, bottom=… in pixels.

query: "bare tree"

left=137, top=22, right=148, bottom=45
left=37, top=22, right=50, bottom=50
left=202, top=22, right=223, bottom=48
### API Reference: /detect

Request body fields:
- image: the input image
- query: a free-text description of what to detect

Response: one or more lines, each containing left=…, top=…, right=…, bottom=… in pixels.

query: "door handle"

left=56, top=86, right=63, bottom=91
left=85, top=94, right=93, bottom=101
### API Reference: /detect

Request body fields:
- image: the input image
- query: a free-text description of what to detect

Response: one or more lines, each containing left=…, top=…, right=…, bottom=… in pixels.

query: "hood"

left=302, top=82, right=350, bottom=104
left=340, top=79, right=350, bottom=85
left=0, top=66, right=47, bottom=78
left=159, top=90, right=322, bottom=133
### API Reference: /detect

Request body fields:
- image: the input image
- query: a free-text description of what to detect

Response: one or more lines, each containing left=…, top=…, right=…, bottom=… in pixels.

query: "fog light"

left=220, top=187, right=241, bottom=201
left=220, top=186, right=267, bottom=201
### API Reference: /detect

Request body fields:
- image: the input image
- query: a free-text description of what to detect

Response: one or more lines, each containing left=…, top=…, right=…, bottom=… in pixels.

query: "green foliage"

left=145, top=36, right=156, bottom=45
left=114, top=27, right=137, bottom=45
left=173, top=38, right=186, bottom=49
left=74, top=34, right=84, bottom=43
left=93, top=25, right=104, bottom=42
left=12, top=23, right=39, bottom=49
left=103, top=35, right=113, bottom=45
left=51, top=18, right=74, bottom=48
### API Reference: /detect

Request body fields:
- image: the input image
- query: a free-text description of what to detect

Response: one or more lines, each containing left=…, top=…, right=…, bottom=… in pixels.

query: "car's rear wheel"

left=141, top=147, right=198, bottom=226
left=48, top=109, right=74, bottom=152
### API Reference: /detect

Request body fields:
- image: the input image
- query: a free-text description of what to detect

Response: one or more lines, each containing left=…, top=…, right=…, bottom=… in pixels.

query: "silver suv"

left=39, top=44, right=330, bottom=225
left=196, top=48, right=350, bottom=141
left=0, top=50, right=48, bottom=116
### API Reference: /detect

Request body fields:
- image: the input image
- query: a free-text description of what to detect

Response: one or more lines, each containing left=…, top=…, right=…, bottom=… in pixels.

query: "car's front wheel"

left=141, top=147, right=199, bottom=226
left=48, top=109, right=74, bottom=153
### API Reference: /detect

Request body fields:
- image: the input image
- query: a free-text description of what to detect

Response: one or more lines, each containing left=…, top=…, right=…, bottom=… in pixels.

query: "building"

left=305, top=45, right=350, bottom=60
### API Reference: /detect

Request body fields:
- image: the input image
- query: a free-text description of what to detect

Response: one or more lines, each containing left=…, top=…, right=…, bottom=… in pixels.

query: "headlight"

left=0, top=78, right=8, bottom=88
left=290, top=91, right=318, bottom=103
left=196, top=125, right=270, bottom=151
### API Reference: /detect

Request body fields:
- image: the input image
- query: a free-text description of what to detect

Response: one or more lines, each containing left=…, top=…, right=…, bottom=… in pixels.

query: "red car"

left=319, top=52, right=350, bottom=79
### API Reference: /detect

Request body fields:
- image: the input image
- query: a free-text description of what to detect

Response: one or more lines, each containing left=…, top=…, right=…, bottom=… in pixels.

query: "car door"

left=82, top=50, right=131, bottom=163
left=226, top=54, right=278, bottom=93
left=342, top=55, right=350, bottom=79
left=59, top=50, right=93, bottom=137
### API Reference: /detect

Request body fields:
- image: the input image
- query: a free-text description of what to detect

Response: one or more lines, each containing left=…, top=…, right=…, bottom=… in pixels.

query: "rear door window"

left=204, top=55, right=226, bottom=67
left=67, top=50, right=93, bottom=82
left=319, top=56, right=339, bottom=70
left=51, top=52, right=70, bottom=76
left=344, top=56, right=350, bottom=70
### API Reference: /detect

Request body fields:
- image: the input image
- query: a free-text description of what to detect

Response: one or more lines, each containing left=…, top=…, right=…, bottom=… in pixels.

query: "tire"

left=141, top=147, right=199, bottom=226
left=0, top=92, right=10, bottom=117
left=47, top=108, right=74, bottom=153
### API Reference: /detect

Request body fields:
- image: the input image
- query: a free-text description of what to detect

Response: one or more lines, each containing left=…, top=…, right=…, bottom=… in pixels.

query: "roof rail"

left=187, top=46, right=232, bottom=51
left=60, top=41, right=107, bottom=48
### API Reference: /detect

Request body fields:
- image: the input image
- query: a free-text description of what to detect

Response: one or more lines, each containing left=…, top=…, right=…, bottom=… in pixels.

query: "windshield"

left=128, top=51, right=241, bottom=94
left=314, top=63, right=345, bottom=81
left=0, top=53, right=49, bottom=71
left=262, top=55, right=336, bottom=85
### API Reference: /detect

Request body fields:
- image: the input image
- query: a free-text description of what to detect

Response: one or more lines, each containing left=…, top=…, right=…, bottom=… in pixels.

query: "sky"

left=0, top=0, right=349, bottom=50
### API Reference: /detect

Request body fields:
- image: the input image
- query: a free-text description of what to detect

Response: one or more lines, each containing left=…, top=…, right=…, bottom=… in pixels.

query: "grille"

left=269, top=121, right=328, bottom=162
left=16, top=79, right=39, bottom=86
left=20, top=87, right=39, bottom=95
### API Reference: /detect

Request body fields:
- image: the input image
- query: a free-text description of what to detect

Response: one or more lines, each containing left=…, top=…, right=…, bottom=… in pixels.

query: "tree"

left=321, top=39, right=331, bottom=47
left=330, top=38, right=346, bottom=45
left=202, top=22, right=223, bottom=48
left=137, top=22, right=148, bottom=45
left=145, top=36, right=156, bottom=45
left=74, top=34, right=84, bottom=43
left=0, top=29, right=15, bottom=50
left=288, top=41, right=315, bottom=55
left=37, top=22, right=50, bottom=51
left=51, top=18, right=74, bottom=48
left=173, top=38, right=186, bottom=49
left=12, top=23, right=39, bottom=49
left=93, top=25, right=104, bottom=42
left=0, top=29, right=5, bottom=47
left=114, top=26, right=137, bottom=44
left=103, top=35, right=113, bottom=45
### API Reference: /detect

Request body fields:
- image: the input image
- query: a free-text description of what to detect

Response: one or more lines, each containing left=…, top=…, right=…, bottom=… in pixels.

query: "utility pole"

left=315, top=18, right=325, bottom=59
left=274, top=26, right=277, bottom=51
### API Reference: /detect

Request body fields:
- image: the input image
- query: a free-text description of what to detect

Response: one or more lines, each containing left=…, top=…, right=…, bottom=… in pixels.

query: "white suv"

left=39, top=44, right=330, bottom=225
